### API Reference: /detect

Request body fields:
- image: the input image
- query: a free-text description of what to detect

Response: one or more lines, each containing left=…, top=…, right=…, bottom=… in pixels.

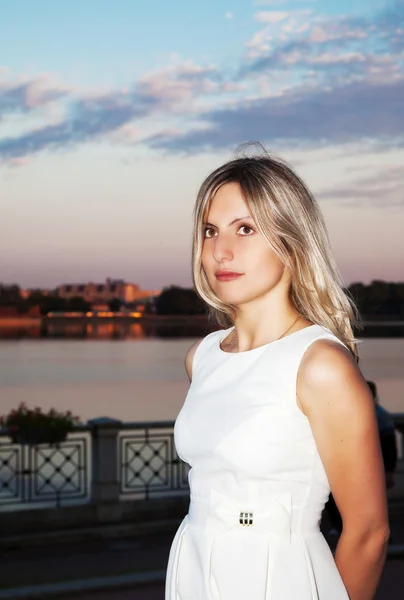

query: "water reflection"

left=0, top=325, right=43, bottom=339
left=1, top=321, right=403, bottom=341
left=0, top=320, right=213, bottom=340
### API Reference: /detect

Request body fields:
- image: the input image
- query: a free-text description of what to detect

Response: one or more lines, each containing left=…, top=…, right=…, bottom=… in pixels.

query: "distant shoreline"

left=0, top=314, right=208, bottom=327
left=1, top=315, right=404, bottom=327
left=1, top=314, right=404, bottom=341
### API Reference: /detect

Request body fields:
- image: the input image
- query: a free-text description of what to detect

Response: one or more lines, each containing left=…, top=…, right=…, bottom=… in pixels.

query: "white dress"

left=165, top=324, right=350, bottom=599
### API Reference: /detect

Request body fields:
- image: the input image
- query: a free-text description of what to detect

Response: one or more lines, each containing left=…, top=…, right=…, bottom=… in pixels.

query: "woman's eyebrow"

left=203, top=215, right=253, bottom=227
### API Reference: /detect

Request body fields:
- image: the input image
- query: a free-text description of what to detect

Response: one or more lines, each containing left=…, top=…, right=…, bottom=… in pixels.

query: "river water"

left=0, top=336, right=403, bottom=423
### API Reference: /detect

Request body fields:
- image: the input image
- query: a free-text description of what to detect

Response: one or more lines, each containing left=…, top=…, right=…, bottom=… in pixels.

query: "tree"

left=0, top=284, right=21, bottom=304
left=155, top=286, right=206, bottom=315
left=68, top=296, right=91, bottom=312
left=108, top=298, right=121, bottom=312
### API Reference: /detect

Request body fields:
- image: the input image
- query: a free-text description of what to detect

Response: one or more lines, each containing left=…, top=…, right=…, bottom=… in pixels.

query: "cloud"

left=0, top=62, right=220, bottom=162
left=245, top=10, right=312, bottom=59
left=245, top=20, right=368, bottom=74
left=319, top=166, right=404, bottom=207
left=244, top=1, right=403, bottom=78
left=255, top=11, right=290, bottom=24
left=145, top=77, right=404, bottom=154
left=0, top=75, right=70, bottom=120
left=7, top=156, right=31, bottom=168
left=136, top=62, right=219, bottom=110
left=0, top=2, right=403, bottom=165
left=0, top=88, right=155, bottom=161
left=225, top=11, right=233, bottom=20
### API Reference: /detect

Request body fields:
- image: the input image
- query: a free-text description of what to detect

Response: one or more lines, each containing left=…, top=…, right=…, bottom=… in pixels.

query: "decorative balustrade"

left=0, top=414, right=403, bottom=512
left=119, top=421, right=190, bottom=500
left=0, top=417, right=190, bottom=511
left=0, top=430, right=89, bottom=509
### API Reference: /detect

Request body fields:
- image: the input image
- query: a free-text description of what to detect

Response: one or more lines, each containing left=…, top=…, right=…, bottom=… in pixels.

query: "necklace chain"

left=226, top=314, right=301, bottom=352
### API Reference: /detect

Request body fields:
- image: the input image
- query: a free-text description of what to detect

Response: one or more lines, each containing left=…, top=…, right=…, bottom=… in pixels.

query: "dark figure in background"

left=368, top=381, right=398, bottom=490
left=325, top=380, right=397, bottom=537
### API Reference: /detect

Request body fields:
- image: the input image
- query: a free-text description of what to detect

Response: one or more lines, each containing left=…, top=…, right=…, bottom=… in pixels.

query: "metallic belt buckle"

left=239, top=511, right=254, bottom=526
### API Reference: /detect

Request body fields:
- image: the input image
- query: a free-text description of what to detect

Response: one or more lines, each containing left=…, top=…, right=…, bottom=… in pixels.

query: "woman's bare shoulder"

left=299, top=338, right=357, bottom=390
left=184, top=338, right=205, bottom=382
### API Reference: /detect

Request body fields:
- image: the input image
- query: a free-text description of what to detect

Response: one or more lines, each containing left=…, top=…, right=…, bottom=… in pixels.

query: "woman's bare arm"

left=184, top=338, right=204, bottom=383
left=297, top=340, right=389, bottom=600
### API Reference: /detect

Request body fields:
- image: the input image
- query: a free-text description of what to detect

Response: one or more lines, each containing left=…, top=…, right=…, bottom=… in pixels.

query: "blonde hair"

left=192, top=145, right=361, bottom=360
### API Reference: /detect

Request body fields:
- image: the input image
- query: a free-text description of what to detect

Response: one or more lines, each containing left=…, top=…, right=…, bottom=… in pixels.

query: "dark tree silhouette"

left=155, top=286, right=206, bottom=315
left=108, top=298, right=122, bottom=312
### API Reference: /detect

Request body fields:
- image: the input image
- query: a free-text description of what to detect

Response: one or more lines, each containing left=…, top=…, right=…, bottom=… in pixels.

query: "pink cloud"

left=255, top=11, right=289, bottom=24
left=7, top=156, right=31, bottom=168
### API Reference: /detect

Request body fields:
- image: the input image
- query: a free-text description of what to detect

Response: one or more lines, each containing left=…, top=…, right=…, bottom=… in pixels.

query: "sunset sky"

left=1, top=0, right=403, bottom=291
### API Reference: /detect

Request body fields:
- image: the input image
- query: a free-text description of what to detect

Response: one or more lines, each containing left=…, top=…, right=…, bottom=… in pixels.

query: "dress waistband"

left=187, top=488, right=320, bottom=600
left=188, top=488, right=320, bottom=539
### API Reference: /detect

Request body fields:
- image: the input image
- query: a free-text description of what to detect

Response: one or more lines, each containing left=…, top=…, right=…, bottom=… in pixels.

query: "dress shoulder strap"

left=191, top=328, right=224, bottom=377
left=298, top=325, right=348, bottom=356
left=273, top=325, right=350, bottom=419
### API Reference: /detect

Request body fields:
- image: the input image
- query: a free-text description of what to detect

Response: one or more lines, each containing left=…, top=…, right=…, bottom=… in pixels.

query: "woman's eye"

left=238, top=225, right=254, bottom=235
left=204, top=227, right=216, bottom=238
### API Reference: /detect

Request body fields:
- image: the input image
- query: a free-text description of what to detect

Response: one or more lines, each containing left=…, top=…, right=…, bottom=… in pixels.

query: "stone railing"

left=0, top=418, right=189, bottom=511
left=1, top=414, right=403, bottom=512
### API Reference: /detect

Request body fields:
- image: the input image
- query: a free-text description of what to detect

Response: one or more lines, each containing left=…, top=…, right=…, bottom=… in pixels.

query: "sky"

left=1, top=0, right=403, bottom=291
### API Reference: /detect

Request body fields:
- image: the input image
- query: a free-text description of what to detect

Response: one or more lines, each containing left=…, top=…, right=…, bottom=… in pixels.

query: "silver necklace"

left=225, top=315, right=301, bottom=352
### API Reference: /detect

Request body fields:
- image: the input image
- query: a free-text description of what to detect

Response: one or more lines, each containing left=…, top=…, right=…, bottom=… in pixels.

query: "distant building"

left=20, top=288, right=51, bottom=299
left=55, top=278, right=160, bottom=306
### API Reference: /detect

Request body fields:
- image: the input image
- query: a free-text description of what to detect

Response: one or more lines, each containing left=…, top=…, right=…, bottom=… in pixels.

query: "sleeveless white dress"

left=165, top=324, right=350, bottom=599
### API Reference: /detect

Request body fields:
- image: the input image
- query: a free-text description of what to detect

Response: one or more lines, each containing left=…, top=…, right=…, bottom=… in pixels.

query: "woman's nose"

left=212, top=234, right=234, bottom=263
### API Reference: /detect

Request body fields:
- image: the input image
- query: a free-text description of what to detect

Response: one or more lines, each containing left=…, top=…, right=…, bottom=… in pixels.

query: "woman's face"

left=201, top=182, right=289, bottom=306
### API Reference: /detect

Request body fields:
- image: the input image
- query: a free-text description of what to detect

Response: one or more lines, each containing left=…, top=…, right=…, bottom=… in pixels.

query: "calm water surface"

left=0, top=337, right=403, bottom=422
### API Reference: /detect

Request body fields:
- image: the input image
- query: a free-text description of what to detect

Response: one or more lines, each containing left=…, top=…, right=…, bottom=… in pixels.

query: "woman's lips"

left=215, top=272, right=243, bottom=281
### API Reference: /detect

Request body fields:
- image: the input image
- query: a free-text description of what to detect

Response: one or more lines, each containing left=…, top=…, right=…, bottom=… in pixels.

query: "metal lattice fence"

left=0, top=434, right=89, bottom=509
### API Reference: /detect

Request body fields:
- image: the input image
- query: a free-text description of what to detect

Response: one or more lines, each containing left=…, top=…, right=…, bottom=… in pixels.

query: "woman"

left=165, top=147, right=389, bottom=599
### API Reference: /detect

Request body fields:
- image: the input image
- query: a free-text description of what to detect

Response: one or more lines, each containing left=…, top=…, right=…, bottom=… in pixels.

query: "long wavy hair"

left=192, top=145, right=361, bottom=360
